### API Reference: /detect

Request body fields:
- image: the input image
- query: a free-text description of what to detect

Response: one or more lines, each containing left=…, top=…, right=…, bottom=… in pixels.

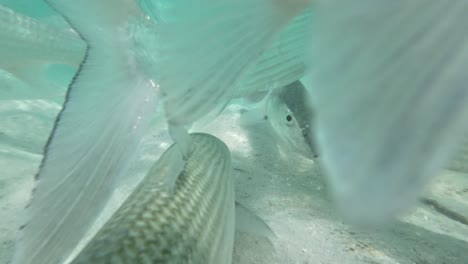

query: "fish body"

left=72, top=133, right=235, bottom=264
left=233, top=7, right=312, bottom=98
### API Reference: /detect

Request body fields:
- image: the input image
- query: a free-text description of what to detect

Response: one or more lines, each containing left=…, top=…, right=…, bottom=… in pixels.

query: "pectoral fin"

left=235, top=201, right=276, bottom=241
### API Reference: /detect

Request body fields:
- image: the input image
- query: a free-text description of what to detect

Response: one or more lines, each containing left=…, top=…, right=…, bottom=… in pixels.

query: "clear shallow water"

left=1, top=1, right=468, bottom=263
left=1, top=98, right=468, bottom=264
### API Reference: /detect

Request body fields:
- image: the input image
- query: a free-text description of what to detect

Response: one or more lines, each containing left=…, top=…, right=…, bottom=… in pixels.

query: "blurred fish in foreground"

left=12, top=1, right=160, bottom=263
left=10, top=0, right=468, bottom=263
left=306, top=0, right=468, bottom=223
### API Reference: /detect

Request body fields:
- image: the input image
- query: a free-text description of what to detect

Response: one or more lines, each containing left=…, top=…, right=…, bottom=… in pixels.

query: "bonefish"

left=72, top=133, right=235, bottom=264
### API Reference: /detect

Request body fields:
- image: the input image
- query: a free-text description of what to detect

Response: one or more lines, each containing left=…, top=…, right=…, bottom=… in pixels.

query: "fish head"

left=266, top=81, right=318, bottom=159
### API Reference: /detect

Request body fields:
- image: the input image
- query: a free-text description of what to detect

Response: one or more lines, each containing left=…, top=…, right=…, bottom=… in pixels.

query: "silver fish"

left=71, top=133, right=235, bottom=264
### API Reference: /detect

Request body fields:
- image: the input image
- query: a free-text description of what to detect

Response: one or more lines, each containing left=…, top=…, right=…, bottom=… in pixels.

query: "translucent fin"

left=142, top=0, right=309, bottom=125
left=0, top=5, right=85, bottom=66
left=235, top=7, right=313, bottom=97
left=235, top=202, right=276, bottom=241
left=307, top=0, right=468, bottom=223
left=12, top=1, right=157, bottom=264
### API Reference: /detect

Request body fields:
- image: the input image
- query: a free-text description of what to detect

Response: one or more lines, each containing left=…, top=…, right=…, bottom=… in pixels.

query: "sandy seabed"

left=1, top=98, right=468, bottom=264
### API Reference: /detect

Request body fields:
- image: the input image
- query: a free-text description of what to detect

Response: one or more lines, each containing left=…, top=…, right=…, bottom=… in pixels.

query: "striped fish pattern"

left=72, top=133, right=235, bottom=264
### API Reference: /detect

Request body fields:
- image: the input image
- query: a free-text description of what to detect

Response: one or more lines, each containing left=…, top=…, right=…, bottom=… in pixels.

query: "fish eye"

left=286, top=114, right=293, bottom=122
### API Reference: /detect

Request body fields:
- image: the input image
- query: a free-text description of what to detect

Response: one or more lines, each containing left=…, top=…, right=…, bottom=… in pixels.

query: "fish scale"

left=71, top=133, right=235, bottom=264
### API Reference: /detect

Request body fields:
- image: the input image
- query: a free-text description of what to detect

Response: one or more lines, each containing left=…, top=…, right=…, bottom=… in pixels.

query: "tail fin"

left=12, top=1, right=157, bottom=264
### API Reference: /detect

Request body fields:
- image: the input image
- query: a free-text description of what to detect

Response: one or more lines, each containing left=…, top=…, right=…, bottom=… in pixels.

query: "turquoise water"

left=1, top=1, right=468, bottom=264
